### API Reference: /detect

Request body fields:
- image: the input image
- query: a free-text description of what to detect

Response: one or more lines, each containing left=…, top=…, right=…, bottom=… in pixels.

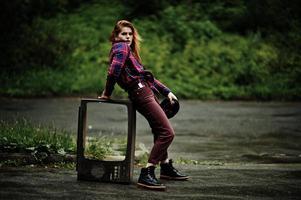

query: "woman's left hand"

left=167, top=92, right=178, bottom=104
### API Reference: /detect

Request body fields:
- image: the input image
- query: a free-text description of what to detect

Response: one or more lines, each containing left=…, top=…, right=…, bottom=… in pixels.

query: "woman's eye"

left=121, top=32, right=132, bottom=36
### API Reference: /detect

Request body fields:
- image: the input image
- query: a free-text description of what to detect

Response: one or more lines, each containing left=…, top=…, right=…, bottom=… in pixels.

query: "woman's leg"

left=130, top=86, right=174, bottom=165
left=137, top=98, right=174, bottom=164
left=131, top=85, right=188, bottom=189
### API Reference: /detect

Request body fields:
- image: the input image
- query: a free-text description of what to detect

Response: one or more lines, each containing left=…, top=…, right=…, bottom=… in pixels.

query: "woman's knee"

left=167, top=128, right=175, bottom=142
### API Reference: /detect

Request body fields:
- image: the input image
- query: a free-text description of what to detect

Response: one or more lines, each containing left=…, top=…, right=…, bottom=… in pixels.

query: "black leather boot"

left=137, top=166, right=166, bottom=190
left=160, top=159, right=189, bottom=180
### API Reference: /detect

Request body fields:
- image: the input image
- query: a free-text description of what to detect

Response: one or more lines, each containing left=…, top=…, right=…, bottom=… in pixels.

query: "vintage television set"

left=76, top=98, right=136, bottom=183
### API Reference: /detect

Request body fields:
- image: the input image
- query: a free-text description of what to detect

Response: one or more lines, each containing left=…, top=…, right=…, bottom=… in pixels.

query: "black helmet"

left=160, top=98, right=180, bottom=119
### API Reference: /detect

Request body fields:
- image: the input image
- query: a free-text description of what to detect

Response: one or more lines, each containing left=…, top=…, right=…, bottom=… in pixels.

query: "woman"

left=99, top=20, right=188, bottom=190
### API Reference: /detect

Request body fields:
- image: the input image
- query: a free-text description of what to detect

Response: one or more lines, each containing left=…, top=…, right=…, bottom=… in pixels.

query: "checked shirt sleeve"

left=153, top=78, right=171, bottom=97
left=104, top=42, right=129, bottom=96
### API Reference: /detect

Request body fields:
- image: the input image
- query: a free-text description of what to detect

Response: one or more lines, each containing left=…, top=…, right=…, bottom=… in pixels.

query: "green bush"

left=1, top=1, right=300, bottom=100
left=136, top=16, right=278, bottom=99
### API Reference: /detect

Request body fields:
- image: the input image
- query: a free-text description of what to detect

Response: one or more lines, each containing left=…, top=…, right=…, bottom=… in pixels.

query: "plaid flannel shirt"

left=104, top=42, right=171, bottom=97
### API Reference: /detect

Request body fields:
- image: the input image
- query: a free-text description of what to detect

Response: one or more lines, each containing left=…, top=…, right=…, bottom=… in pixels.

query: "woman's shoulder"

left=112, top=42, right=130, bottom=52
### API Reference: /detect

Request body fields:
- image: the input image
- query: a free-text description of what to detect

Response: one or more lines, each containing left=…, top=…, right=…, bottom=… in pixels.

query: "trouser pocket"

left=129, top=86, right=154, bottom=104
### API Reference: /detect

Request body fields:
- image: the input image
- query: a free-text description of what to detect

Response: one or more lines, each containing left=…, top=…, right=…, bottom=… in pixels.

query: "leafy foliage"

left=1, top=0, right=300, bottom=100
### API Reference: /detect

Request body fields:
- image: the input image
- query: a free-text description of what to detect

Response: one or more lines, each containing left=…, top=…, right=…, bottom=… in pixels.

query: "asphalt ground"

left=0, top=99, right=301, bottom=199
left=0, top=163, right=301, bottom=200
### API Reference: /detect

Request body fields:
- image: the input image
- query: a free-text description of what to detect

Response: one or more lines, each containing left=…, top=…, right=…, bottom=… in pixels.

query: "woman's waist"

left=126, top=80, right=148, bottom=92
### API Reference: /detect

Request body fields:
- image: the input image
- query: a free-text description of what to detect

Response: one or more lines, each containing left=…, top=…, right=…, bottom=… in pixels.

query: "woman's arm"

left=100, top=42, right=129, bottom=98
left=153, top=79, right=178, bottom=103
left=153, top=79, right=171, bottom=97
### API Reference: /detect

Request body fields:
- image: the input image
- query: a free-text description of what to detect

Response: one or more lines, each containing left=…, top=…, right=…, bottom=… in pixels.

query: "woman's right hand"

left=97, top=91, right=110, bottom=99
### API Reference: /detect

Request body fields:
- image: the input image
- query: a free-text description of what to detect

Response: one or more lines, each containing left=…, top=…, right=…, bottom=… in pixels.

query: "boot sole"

left=160, top=175, right=189, bottom=180
left=137, top=183, right=166, bottom=191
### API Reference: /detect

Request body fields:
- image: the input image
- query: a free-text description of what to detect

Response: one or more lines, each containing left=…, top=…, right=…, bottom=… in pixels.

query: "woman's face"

left=116, top=26, right=133, bottom=46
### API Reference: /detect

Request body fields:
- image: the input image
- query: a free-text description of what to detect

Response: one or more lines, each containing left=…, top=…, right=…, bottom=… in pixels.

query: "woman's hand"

left=97, top=91, right=110, bottom=99
left=167, top=92, right=178, bottom=104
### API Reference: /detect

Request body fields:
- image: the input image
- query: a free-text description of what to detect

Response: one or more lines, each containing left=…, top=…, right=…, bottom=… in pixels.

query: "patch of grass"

left=176, top=157, right=225, bottom=166
left=0, top=119, right=143, bottom=167
left=0, top=119, right=76, bottom=154
left=84, top=136, right=127, bottom=160
left=0, top=160, right=22, bottom=167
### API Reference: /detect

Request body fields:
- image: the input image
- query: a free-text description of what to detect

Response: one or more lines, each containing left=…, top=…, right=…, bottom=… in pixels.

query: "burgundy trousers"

left=129, top=84, right=174, bottom=165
